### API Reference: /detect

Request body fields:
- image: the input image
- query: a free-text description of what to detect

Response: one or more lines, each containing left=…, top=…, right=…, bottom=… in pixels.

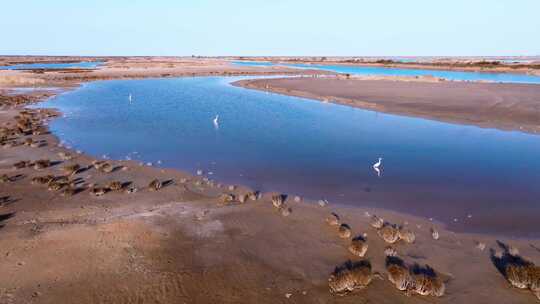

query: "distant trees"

left=475, top=61, right=500, bottom=66
left=375, top=59, right=395, bottom=64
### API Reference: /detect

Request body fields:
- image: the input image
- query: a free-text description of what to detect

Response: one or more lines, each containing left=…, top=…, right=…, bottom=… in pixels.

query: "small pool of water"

left=3, top=87, right=63, bottom=96
left=0, top=61, right=104, bottom=70
left=34, top=77, right=540, bottom=237
left=232, top=61, right=277, bottom=67
left=232, top=61, right=540, bottom=84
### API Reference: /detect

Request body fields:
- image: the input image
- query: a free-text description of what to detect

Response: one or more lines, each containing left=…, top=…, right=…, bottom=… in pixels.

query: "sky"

left=1, top=0, right=539, bottom=56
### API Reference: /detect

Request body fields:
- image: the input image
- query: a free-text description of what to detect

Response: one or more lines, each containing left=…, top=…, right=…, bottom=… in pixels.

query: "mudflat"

left=235, top=77, right=540, bottom=134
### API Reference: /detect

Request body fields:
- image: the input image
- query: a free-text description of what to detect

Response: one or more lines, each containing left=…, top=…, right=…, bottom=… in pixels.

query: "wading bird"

left=213, top=115, right=219, bottom=128
left=373, top=157, right=382, bottom=177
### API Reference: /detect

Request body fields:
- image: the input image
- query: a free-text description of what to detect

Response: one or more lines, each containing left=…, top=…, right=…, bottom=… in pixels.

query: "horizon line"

left=1, top=54, right=539, bottom=58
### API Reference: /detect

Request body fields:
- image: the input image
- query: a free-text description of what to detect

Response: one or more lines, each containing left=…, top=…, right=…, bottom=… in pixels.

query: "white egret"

left=373, top=157, right=382, bottom=169
left=373, top=157, right=382, bottom=177
left=213, top=115, right=219, bottom=128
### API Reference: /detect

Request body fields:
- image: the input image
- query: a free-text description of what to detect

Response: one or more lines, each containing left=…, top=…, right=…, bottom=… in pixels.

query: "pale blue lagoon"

left=1, top=61, right=103, bottom=70
left=34, top=77, right=540, bottom=237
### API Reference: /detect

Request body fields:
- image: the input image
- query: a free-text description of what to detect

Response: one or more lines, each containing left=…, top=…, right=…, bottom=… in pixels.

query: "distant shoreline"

left=230, top=57, right=540, bottom=76
left=2, top=55, right=539, bottom=76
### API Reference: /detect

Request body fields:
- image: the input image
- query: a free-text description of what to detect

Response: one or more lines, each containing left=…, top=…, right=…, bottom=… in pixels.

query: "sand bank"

left=235, top=76, right=540, bottom=134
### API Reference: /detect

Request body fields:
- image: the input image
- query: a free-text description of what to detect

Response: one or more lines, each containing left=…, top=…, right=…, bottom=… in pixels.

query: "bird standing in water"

left=373, top=157, right=382, bottom=177
left=373, top=157, right=382, bottom=169
left=213, top=115, right=219, bottom=128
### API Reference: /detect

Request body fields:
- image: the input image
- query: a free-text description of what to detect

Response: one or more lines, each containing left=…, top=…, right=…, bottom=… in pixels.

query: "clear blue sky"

left=1, top=0, right=539, bottom=56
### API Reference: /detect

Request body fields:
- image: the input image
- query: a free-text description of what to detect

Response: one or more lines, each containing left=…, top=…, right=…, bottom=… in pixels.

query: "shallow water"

left=0, top=61, right=103, bottom=70
left=232, top=61, right=540, bottom=84
left=8, top=87, right=62, bottom=95
left=35, top=77, right=540, bottom=237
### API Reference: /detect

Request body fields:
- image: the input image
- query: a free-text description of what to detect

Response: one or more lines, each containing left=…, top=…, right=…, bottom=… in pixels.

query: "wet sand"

left=1, top=59, right=540, bottom=303
left=235, top=76, right=540, bottom=134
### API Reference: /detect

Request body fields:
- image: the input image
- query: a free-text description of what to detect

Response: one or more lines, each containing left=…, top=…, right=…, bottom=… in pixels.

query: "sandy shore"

left=234, top=77, right=540, bottom=134
left=1, top=59, right=540, bottom=303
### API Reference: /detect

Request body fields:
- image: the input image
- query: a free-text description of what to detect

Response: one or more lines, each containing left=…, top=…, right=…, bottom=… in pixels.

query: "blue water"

left=232, top=61, right=540, bottom=84
left=34, top=77, right=540, bottom=237
left=0, top=61, right=103, bottom=70
left=232, top=61, right=277, bottom=67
